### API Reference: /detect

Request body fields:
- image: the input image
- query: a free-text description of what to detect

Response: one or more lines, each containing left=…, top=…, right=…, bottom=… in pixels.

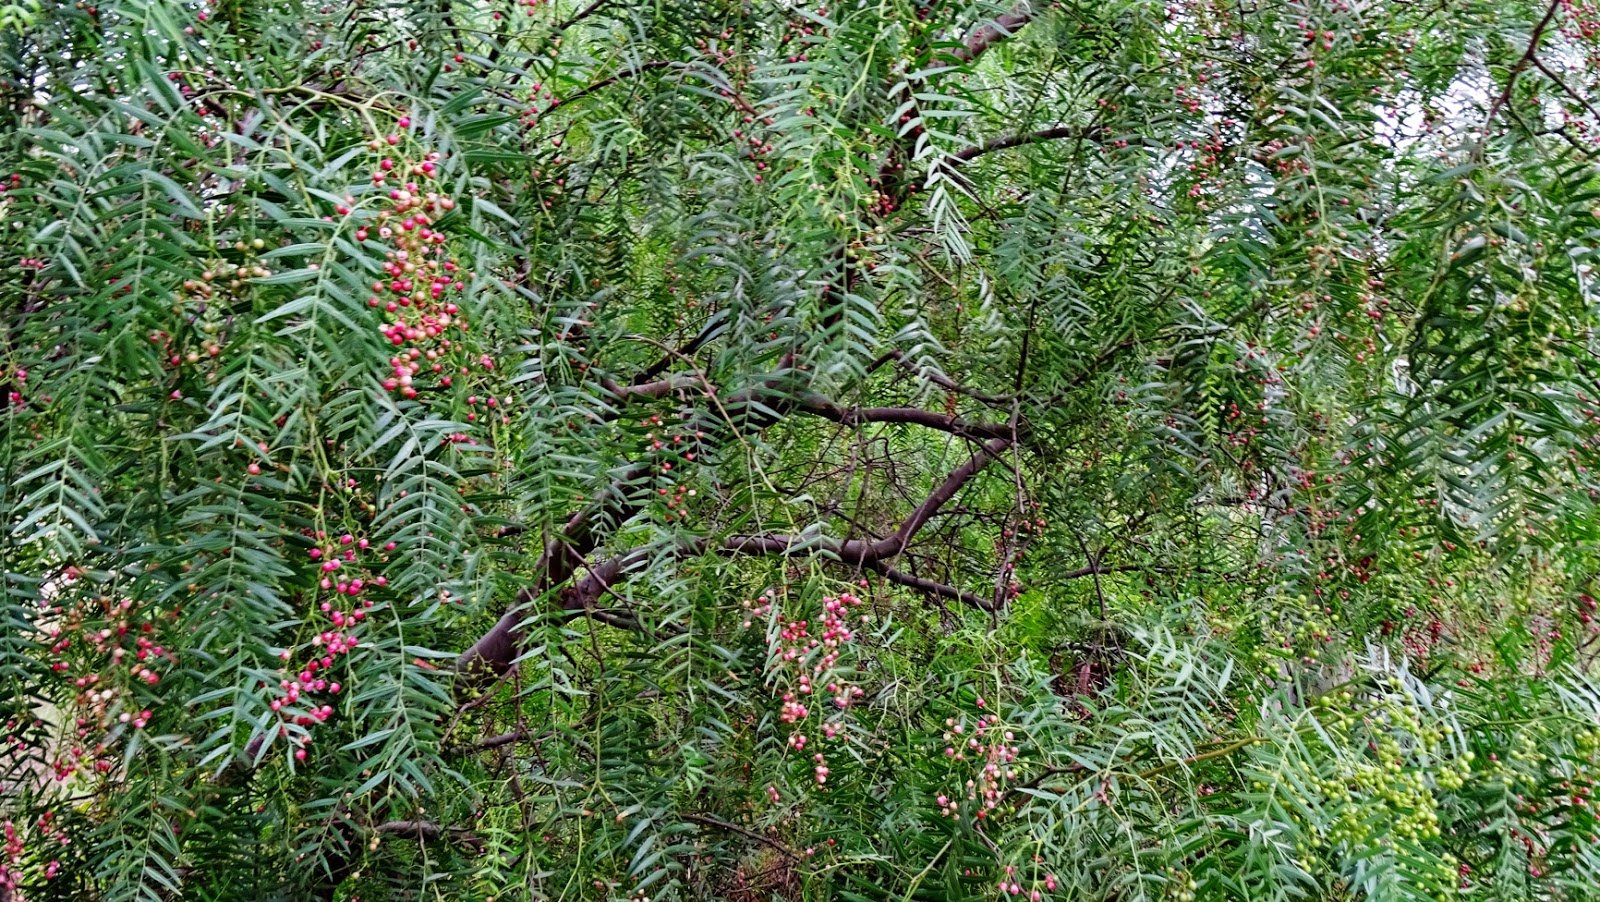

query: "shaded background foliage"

left=3, top=0, right=1600, bottom=899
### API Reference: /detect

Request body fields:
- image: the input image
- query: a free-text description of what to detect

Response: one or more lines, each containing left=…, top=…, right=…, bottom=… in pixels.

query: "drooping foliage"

left=4, top=0, right=1600, bottom=899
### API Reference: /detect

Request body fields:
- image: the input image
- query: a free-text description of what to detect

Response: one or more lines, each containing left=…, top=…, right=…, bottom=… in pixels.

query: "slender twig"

left=1528, top=54, right=1600, bottom=123
left=549, top=60, right=678, bottom=111
left=1135, top=737, right=1263, bottom=780
left=554, top=0, right=616, bottom=32
left=953, top=125, right=1102, bottom=163
left=682, top=813, right=800, bottom=859
left=1482, top=0, right=1564, bottom=133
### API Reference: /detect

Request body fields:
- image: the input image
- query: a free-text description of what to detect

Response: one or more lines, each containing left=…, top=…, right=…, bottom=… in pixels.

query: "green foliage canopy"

left=4, top=0, right=1600, bottom=899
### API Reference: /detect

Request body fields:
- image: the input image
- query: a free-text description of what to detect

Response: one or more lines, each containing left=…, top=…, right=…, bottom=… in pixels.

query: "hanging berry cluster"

left=37, top=574, right=175, bottom=781
left=992, top=864, right=1058, bottom=901
left=638, top=414, right=704, bottom=523
left=936, top=702, right=1021, bottom=822
left=744, top=589, right=868, bottom=792
left=519, top=79, right=559, bottom=129
left=349, top=119, right=476, bottom=404
left=269, top=531, right=386, bottom=761
left=2, top=816, right=66, bottom=893
left=160, top=68, right=228, bottom=149
left=162, top=249, right=273, bottom=381
left=4, top=366, right=27, bottom=408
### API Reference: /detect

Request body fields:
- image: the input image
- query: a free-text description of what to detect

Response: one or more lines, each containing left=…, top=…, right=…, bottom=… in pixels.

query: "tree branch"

left=1529, top=54, right=1600, bottom=124
left=629, top=316, right=725, bottom=385
left=548, top=60, right=678, bottom=111
left=794, top=393, right=1023, bottom=443
left=682, top=813, right=800, bottom=858
left=531, top=434, right=1018, bottom=631
left=716, top=437, right=1010, bottom=564
left=373, top=820, right=483, bottom=849
left=455, top=461, right=656, bottom=682
left=461, top=729, right=534, bottom=752
left=1483, top=0, right=1563, bottom=130
left=943, top=4, right=1037, bottom=69
left=868, top=562, right=995, bottom=611
left=953, top=125, right=1102, bottom=163
left=600, top=373, right=700, bottom=402
left=879, top=436, right=1012, bottom=559
left=880, top=350, right=1013, bottom=406
left=554, top=0, right=616, bottom=32
left=456, top=375, right=1016, bottom=683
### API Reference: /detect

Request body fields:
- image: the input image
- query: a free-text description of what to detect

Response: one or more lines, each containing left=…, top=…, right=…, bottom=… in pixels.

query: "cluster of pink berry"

left=5, top=367, right=26, bottom=407
left=993, top=864, right=1058, bottom=900
left=776, top=9, right=829, bottom=63
left=341, top=124, right=515, bottom=435
left=347, top=121, right=473, bottom=403
left=39, top=575, right=174, bottom=781
left=269, top=532, right=387, bottom=760
left=1, top=821, right=18, bottom=891
left=937, top=703, right=1020, bottom=821
left=518, top=80, right=559, bottom=128
left=0, top=171, right=18, bottom=229
left=0, top=817, right=62, bottom=892
left=746, top=589, right=869, bottom=790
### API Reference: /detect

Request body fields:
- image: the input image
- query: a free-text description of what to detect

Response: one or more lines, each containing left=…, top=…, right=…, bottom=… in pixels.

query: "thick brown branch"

left=373, top=820, right=482, bottom=849
left=882, top=436, right=1012, bottom=558
left=944, top=4, right=1036, bottom=69
left=458, top=355, right=1015, bottom=683
left=456, top=368, right=807, bottom=684
left=600, top=374, right=700, bottom=402
left=868, top=562, right=995, bottom=611
left=719, top=437, right=1009, bottom=564
left=874, top=4, right=1040, bottom=205
left=455, top=461, right=655, bottom=681
left=630, top=317, right=725, bottom=385
left=550, top=435, right=1017, bottom=624
left=463, top=729, right=534, bottom=752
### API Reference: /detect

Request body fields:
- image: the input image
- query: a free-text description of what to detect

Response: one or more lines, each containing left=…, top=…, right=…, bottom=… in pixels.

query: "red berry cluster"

left=5, top=367, right=26, bottom=407
left=519, top=80, right=559, bottom=128
left=37, top=573, right=174, bottom=781
left=2, top=815, right=66, bottom=892
left=745, top=589, right=868, bottom=790
left=0, top=170, right=19, bottom=224
left=993, top=864, right=1058, bottom=901
left=638, top=415, right=704, bottom=523
left=688, top=28, right=784, bottom=182
left=269, top=532, right=385, bottom=761
left=162, top=67, right=229, bottom=148
left=348, top=122, right=475, bottom=403
left=937, top=702, right=1020, bottom=821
